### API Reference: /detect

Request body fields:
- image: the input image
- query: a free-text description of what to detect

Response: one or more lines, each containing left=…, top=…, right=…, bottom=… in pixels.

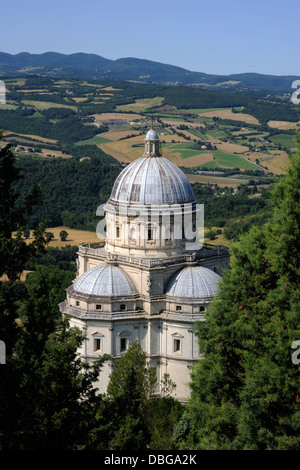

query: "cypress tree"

left=174, top=134, right=300, bottom=450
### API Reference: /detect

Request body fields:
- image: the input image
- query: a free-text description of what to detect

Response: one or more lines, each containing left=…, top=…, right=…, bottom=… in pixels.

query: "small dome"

left=110, top=156, right=196, bottom=204
left=73, top=264, right=136, bottom=297
left=145, top=129, right=159, bottom=141
left=166, top=266, right=221, bottom=299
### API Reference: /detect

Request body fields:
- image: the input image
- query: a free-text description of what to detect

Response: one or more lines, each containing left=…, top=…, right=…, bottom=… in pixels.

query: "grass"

left=187, top=174, right=249, bottom=187
left=213, top=151, right=259, bottom=170
left=116, top=96, right=164, bottom=112
left=146, top=113, right=186, bottom=120
left=186, top=129, right=211, bottom=140
left=21, top=100, right=77, bottom=110
left=184, top=107, right=226, bottom=113
left=19, top=226, right=102, bottom=248
left=177, top=149, right=209, bottom=159
left=168, top=142, right=197, bottom=149
left=269, top=133, right=297, bottom=148
left=75, top=135, right=112, bottom=146
left=194, top=161, right=220, bottom=169
left=207, top=130, right=227, bottom=140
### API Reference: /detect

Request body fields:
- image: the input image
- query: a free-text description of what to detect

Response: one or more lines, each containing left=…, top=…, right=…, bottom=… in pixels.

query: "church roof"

left=73, top=264, right=136, bottom=297
left=145, top=129, right=159, bottom=141
left=165, top=266, right=221, bottom=300
left=110, top=155, right=196, bottom=204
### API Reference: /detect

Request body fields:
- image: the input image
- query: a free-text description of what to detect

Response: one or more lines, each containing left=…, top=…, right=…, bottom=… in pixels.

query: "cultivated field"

left=21, top=226, right=102, bottom=247
left=187, top=174, right=249, bottom=187
left=116, top=97, right=164, bottom=112
left=21, top=100, right=77, bottom=110
left=198, top=109, right=260, bottom=125
left=91, top=112, right=144, bottom=122
left=267, top=120, right=300, bottom=130
left=100, top=130, right=142, bottom=140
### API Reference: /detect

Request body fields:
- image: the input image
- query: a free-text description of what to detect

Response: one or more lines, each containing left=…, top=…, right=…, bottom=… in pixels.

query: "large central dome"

left=110, top=156, right=195, bottom=204
left=109, top=128, right=196, bottom=204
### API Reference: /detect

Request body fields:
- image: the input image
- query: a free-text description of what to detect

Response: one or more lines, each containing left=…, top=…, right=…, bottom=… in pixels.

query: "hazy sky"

left=1, top=0, right=299, bottom=76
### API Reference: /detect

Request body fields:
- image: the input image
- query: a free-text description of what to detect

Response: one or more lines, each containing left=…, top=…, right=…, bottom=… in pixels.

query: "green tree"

left=89, top=341, right=156, bottom=450
left=107, top=341, right=157, bottom=402
left=0, top=145, right=105, bottom=450
left=145, top=397, right=184, bottom=450
left=23, top=228, right=30, bottom=239
left=45, top=231, right=54, bottom=242
left=0, top=266, right=104, bottom=450
left=206, top=230, right=217, bottom=240
left=0, top=143, right=47, bottom=281
left=175, top=134, right=300, bottom=450
left=59, top=230, right=68, bottom=241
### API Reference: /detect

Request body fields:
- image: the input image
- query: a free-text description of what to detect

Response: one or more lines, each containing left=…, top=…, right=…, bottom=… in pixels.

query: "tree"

left=23, top=228, right=30, bottom=239
left=175, top=133, right=300, bottom=450
left=59, top=230, right=68, bottom=241
left=206, top=230, right=217, bottom=240
left=45, top=231, right=54, bottom=242
left=145, top=397, right=184, bottom=450
left=89, top=341, right=156, bottom=450
left=0, top=265, right=105, bottom=450
left=107, top=341, right=156, bottom=403
left=0, top=143, right=47, bottom=281
left=0, top=145, right=105, bottom=450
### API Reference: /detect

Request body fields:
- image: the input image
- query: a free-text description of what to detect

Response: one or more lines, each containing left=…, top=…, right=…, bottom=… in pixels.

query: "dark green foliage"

left=176, top=134, right=300, bottom=450
left=0, top=109, right=101, bottom=143
left=107, top=341, right=157, bottom=404
left=145, top=398, right=184, bottom=450
left=89, top=342, right=183, bottom=451
left=0, top=148, right=104, bottom=450
left=103, top=365, right=151, bottom=450
left=59, top=229, right=68, bottom=241
left=0, top=143, right=47, bottom=281
left=224, top=212, right=271, bottom=241
left=0, top=144, right=184, bottom=451
left=192, top=183, right=268, bottom=229
left=25, top=245, right=78, bottom=272
left=206, top=230, right=217, bottom=240
left=12, top=155, right=121, bottom=229
left=41, top=107, right=76, bottom=120
left=0, top=263, right=104, bottom=450
left=162, top=87, right=299, bottom=124
left=45, top=231, right=54, bottom=242
left=89, top=342, right=155, bottom=450
left=163, top=86, right=247, bottom=109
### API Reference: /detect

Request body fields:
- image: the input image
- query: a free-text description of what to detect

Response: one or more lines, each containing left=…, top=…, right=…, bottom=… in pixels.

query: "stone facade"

left=60, top=129, right=230, bottom=402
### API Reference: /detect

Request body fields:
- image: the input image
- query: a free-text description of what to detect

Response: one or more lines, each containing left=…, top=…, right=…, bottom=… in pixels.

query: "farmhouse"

left=60, top=128, right=230, bottom=402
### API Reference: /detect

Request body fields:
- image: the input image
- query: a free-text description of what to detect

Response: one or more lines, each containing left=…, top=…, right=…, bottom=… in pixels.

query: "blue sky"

left=1, top=0, right=299, bottom=76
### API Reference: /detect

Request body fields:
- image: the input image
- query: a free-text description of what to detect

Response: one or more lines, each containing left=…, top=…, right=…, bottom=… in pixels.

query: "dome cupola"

left=109, top=126, right=195, bottom=205
left=72, top=264, right=136, bottom=297
left=165, top=266, right=221, bottom=301
left=103, top=127, right=199, bottom=257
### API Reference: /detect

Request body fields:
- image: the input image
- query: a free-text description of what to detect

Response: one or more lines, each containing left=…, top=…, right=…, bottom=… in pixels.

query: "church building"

left=59, top=128, right=230, bottom=402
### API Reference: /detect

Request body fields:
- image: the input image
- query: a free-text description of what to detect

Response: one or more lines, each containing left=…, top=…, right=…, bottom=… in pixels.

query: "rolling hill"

left=0, top=51, right=299, bottom=92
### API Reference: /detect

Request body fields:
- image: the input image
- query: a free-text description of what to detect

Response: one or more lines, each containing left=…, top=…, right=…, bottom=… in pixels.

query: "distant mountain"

left=0, top=51, right=299, bottom=92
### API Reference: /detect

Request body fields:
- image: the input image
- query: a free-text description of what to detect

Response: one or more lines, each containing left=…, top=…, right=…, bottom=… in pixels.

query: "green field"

left=212, top=151, right=259, bottom=170
left=145, top=113, right=185, bottom=120
left=186, top=128, right=211, bottom=141
left=168, top=142, right=197, bottom=149
left=22, top=100, right=77, bottom=110
left=184, top=107, right=226, bottom=113
left=75, top=135, right=112, bottom=146
left=207, top=130, right=227, bottom=140
left=269, top=133, right=297, bottom=148
left=177, top=149, right=207, bottom=159
left=194, top=161, right=219, bottom=169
